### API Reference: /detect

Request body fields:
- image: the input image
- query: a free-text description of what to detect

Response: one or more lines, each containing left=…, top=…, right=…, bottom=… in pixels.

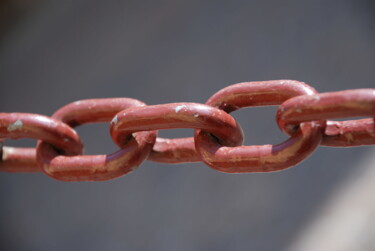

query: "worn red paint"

left=1, top=81, right=374, bottom=181
left=0, top=113, right=82, bottom=172
left=37, top=98, right=156, bottom=181
left=277, top=89, right=375, bottom=146
left=110, top=103, right=244, bottom=163
left=1, top=147, right=38, bottom=172
left=196, top=80, right=323, bottom=172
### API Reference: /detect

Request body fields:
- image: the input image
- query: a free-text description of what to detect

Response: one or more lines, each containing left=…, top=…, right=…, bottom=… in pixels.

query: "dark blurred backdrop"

left=0, top=0, right=374, bottom=250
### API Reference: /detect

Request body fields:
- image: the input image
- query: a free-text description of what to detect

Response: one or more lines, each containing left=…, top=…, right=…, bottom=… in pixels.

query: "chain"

left=1, top=80, right=374, bottom=181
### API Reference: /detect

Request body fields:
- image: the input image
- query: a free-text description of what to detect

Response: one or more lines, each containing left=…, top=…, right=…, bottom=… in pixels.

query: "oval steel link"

left=133, top=103, right=243, bottom=163
left=277, top=89, right=375, bottom=147
left=0, top=113, right=83, bottom=172
left=110, top=103, right=244, bottom=163
left=195, top=80, right=323, bottom=173
left=36, top=98, right=157, bottom=181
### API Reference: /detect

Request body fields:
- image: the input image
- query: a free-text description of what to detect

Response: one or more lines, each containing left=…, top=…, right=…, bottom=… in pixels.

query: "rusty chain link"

left=0, top=80, right=374, bottom=181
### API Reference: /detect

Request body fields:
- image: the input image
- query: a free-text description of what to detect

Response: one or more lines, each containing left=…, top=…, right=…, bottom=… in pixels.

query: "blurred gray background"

left=0, top=0, right=374, bottom=250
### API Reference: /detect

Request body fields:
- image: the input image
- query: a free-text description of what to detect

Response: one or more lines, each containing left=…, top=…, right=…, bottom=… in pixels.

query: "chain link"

left=0, top=80, right=374, bottom=181
left=198, top=80, right=322, bottom=172
left=38, top=98, right=156, bottom=181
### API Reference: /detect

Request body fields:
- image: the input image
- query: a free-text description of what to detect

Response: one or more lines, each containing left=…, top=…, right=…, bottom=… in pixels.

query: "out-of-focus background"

left=0, top=0, right=374, bottom=250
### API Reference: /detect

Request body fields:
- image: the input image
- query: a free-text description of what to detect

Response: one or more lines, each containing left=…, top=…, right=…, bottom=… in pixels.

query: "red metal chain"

left=197, top=80, right=323, bottom=173
left=0, top=113, right=82, bottom=172
left=37, top=98, right=157, bottom=181
left=277, top=89, right=375, bottom=146
left=110, top=103, right=244, bottom=163
left=0, top=80, right=374, bottom=181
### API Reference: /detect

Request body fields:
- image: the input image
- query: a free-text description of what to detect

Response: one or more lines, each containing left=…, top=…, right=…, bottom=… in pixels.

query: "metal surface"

left=37, top=98, right=157, bottom=181
left=111, top=102, right=244, bottom=163
left=197, top=80, right=322, bottom=172
left=0, top=113, right=83, bottom=172
left=1, top=81, right=374, bottom=181
left=277, top=89, right=375, bottom=147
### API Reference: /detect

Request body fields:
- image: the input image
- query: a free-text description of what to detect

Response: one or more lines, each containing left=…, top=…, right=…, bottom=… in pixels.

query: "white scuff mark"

left=111, top=115, right=119, bottom=125
left=339, top=128, right=344, bottom=135
left=314, top=96, right=321, bottom=102
left=194, top=113, right=199, bottom=118
left=64, top=138, right=69, bottom=142
left=7, top=120, right=23, bottom=132
left=175, top=105, right=185, bottom=113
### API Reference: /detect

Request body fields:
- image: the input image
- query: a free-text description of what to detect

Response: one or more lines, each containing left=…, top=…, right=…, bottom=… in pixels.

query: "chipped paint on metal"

left=111, top=115, right=119, bottom=125
left=175, top=105, right=185, bottom=113
left=7, top=120, right=23, bottom=132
